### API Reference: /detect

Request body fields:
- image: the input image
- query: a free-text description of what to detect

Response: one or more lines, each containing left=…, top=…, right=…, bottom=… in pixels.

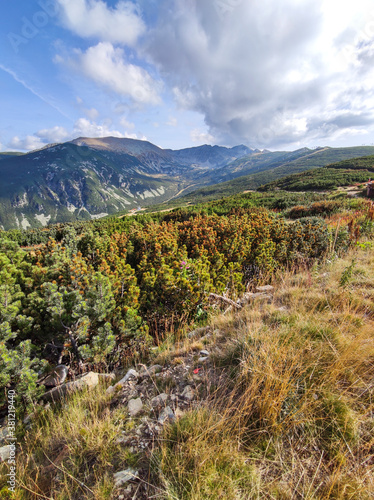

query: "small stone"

left=107, top=369, right=138, bottom=395
left=128, top=398, right=143, bottom=417
left=118, top=369, right=139, bottom=386
left=198, top=356, right=208, bottom=363
left=200, top=350, right=209, bottom=357
left=151, top=393, right=168, bottom=409
left=181, top=385, right=194, bottom=401
left=114, top=468, right=139, bottom=487
left=256, top=285, right=274, bottom=292
left=158, top=406, right=175, bottom=424
left=139, top=365, right=162, bottom=378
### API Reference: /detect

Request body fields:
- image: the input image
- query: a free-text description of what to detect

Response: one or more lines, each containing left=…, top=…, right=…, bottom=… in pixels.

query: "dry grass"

left=0, top=386, right=135, bottom=499
left=2, top=245, right=373, bottom=499
left=154, top=244, right=374, bottom=499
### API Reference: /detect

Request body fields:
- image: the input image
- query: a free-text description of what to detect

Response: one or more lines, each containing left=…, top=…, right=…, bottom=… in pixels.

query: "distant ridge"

left=1, top=137, right=374, bottom=230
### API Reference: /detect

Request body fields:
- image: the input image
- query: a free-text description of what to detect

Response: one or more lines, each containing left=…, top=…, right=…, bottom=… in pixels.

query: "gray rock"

left=107, top=369, right=139, bottom=395
left=118, top=369, right=139, bottom=386
left=0, top=445, right=13, bottom=462
left=158, top=406, right=175, bottom=424
left=42, top=365, right=69, bottom=387
left=128, top=398, right=143, bottom=417
left=256, top=285, right=274, bottom=292
left=198, top=356, right=209, bottom=363
left=43, top=372, right=102, bottom=402
left=200, top=350, right=209, bottom=357
left=151, top=393, right=168, bottom=409
left=181, top=385, right=194, bottom=401
left=114, top=468, right=139, bottom=486
left=139, top=365, right=162, bottom=378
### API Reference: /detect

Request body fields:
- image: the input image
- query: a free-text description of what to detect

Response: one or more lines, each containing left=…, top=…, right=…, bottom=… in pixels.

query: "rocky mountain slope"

left=0, top=138, right=255, bottom=230
left=1, top=138, right=374, bottom=230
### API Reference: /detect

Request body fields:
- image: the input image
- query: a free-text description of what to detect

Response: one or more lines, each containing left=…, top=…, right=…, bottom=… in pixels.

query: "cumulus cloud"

left=8, top=118, right=146, bottom=151
left=190, top=128, right=214, bottom=144
left=36, top=126, right=70, bottom=143
left=145, top=0, right=374, bottom=148
left=72, top=117, right=125, bottom=138
left=57, top=0, right=145, bottom=46
left=8, top=135, right=45, bottom=151
left=62, top=42, right=161, bottom=104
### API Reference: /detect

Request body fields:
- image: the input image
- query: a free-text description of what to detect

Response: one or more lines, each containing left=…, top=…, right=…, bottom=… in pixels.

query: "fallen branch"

left=208, top=293, right=242, bottom=310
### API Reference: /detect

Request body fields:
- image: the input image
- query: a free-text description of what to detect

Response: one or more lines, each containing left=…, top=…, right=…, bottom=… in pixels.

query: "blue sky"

left=1, top=0, right=374, bottom=152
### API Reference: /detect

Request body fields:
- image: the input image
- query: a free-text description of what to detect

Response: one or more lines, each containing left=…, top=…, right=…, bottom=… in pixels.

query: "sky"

left=1, top=0, right=374, bottom=152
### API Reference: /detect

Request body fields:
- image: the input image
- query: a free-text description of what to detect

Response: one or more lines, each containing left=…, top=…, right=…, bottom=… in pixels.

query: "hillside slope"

left=1, top=139, right=374, bottom=230
left=154, top=148, right=374, bottom=208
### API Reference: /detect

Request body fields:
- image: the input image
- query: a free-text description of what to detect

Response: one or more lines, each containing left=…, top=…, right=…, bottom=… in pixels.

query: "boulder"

left=43, top=372, right=109, bottom=402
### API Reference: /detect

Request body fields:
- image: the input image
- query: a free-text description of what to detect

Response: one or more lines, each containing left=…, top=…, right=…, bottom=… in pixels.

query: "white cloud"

left=190, top=129, right=214, bottom=144
left=73, top=117, right=125, bottom=138
left=8, top=118, right=148, bottom=151
left=62, top=42, right=161, bottom=104
left=57, top=0, right=145, bottom=46
left=145, top=0, right=374, bottom=148
left=36, top=126, right=70, bottom=143
left=8, top=135, right=45, bottom=151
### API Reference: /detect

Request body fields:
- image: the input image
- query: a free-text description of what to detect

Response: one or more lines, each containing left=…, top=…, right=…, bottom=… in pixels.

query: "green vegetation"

left=259, top=167, right=373, bottom=192
left=3, top=237, right=373, bottom=498
left=1, top=173, right=374, bottom=498
left=155, top=244, right=374, bottom=498
left=149, top=151, right=374, bottom=210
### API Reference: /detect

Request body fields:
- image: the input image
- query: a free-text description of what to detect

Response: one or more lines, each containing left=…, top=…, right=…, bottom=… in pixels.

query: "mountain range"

left=1, top=137, right=374, bottom=230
